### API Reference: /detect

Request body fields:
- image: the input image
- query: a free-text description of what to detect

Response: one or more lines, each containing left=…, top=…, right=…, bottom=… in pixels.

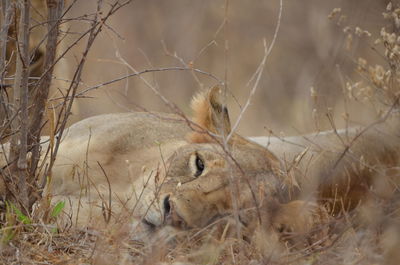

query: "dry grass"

left=0, top=200, right=398, bottom=265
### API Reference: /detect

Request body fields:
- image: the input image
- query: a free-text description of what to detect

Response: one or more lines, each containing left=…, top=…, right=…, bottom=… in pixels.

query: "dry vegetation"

left=0, top=0, right=400, bottom=264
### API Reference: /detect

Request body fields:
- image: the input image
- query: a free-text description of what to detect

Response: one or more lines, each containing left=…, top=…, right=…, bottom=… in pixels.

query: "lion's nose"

left=162, top=195, right=188, bottom=228
left=163, top=195, right=171, bottom=216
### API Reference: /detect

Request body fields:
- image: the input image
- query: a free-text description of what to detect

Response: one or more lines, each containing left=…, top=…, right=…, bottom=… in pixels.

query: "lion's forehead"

left=174, top=143, right=224, bottom=154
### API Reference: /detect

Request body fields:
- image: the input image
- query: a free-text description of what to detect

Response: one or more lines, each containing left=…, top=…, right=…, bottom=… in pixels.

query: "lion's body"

left=1, top=87, right=399, bottom=241
left=46, top=108, right=400, bottom=234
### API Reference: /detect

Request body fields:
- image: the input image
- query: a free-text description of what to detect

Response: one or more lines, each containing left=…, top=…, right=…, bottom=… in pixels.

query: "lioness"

left=1, top=86, right=400, bottom=241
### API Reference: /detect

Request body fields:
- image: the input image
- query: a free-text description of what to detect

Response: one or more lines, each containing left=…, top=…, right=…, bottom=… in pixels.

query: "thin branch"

left=226, top=0, right=283, bottom=142
left=43, top=0, right=135, bottom=184
left=332, top=95, right=400, bottom=169
left=74, top=67, right=222, bottom=99
left=0, top=0, right=13, bottom=79
left=17, top=0, right=30, bottom=171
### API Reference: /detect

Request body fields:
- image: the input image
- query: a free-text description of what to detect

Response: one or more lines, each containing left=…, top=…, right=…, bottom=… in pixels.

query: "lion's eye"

left=194, top=155, right=205, bottom=177
left=189, top=152, right=206, bottom=178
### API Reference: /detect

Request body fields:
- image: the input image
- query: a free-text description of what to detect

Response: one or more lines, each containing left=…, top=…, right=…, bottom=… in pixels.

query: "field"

left=1, top=0, right=400, bottom=264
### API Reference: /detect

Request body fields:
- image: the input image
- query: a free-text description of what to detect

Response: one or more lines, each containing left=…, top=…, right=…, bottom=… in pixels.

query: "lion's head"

left=142, top=87, right=283, bottom=230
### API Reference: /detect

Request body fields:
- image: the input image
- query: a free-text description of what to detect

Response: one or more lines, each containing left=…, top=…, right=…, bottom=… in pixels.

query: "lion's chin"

left=130, top=218, right=181, bottom=244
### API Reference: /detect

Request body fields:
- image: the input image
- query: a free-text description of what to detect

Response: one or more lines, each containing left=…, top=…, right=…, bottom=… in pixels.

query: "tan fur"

left=190, top=88, right=211, bottom=132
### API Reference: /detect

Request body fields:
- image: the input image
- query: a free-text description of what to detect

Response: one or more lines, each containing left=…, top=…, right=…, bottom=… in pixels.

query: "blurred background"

left=55, top=0, right=388, bottom=136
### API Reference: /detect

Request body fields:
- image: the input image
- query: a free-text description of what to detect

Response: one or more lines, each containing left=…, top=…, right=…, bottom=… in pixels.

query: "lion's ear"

left=188, top=86, right=231, bottom=143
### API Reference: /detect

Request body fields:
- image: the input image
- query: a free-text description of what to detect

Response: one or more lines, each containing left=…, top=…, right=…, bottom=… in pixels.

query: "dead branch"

left=8, top=0, right=31, bottom=212
left=226, top=0, right=283, bottom=143
left=79, top=67, right=222, bottom=97
left=28, top=0, right=64, bottom=180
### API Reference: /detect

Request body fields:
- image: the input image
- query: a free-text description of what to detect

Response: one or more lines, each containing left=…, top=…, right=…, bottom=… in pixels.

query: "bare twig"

left=333, top=95, right=400, bottom=169
left=226, top=0, right=283, bottom=142
left=75, top=67, right=222, bottom=99
left=161, top=40, right=204, bottom=88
